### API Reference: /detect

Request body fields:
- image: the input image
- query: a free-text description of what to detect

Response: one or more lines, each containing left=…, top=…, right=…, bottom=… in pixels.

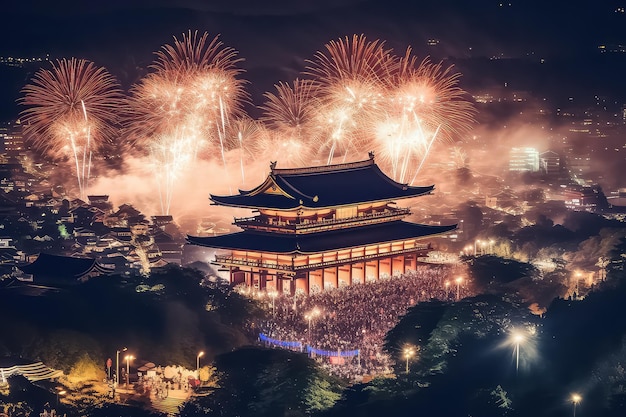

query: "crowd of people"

left=256, top=265, right=474, bottom=380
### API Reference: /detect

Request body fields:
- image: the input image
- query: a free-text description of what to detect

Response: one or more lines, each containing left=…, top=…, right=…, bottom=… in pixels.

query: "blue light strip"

left=259, top=333, right=303, bottom=349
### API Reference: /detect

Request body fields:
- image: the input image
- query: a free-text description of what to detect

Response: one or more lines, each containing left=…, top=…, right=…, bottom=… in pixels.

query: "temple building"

left=18, top=253, right=114, bottom=286
left=188, top=154, right=456, bottom=294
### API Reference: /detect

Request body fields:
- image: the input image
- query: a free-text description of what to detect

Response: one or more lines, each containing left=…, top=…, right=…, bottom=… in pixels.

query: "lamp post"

left=125, top=355, right=134, bottom=387
left=403, top=347, right=415, bottom=374
left=474, top=239, right=481, bottom=256
left=571, top=393, right=582, bottom=417
left=444, top=281, right=450, bottom=297
left=574, top=271, right=582, bottom=299
left=455, top=276, right=463, bottom=301
left=511, top=330, right=525, bottom=375
left=56, top=389, right=66, bottom=406
left=197, top=351, right=204, bottom=371
left=115, top=347, right=127, bottom=387
left=268, top=291, right=278, bottom=317
left=305, top=307, right=320, bottom=344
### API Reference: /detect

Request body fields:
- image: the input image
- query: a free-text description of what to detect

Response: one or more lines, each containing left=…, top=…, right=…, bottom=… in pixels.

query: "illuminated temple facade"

left=188, top=154, right=456, bottom=294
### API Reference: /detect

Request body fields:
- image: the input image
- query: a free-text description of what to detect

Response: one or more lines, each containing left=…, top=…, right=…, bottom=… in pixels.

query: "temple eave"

left=208, top=192, right=433, bottom=211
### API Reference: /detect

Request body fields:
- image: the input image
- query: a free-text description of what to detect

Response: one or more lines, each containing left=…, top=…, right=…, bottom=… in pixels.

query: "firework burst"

left=305, top=34, right=396, bottom=164
left=20, top=58, right=124, bottom=199
left=259, top=79, right=320, bottom=165
left=125, top=31, right=248, bottom=213
left=375, top=48, right=476, bottom=183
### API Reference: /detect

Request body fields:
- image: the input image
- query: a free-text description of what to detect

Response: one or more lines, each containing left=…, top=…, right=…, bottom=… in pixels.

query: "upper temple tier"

left=209, top=155, right=434, bottom=210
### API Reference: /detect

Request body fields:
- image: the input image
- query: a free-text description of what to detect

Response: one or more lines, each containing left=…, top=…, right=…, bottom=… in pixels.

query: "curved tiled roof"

left=19, top=253, right=113, bottom=278
left=210, top=157, right=433, bottom=210
left=187, top=221, right=456, bottom=254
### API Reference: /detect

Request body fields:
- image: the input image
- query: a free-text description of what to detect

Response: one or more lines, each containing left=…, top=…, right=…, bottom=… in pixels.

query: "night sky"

left=1, top=0, right=625, bottom=120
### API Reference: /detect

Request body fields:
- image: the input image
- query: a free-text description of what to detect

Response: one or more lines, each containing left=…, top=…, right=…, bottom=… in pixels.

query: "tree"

left=181, top=347, right=343, bottom=417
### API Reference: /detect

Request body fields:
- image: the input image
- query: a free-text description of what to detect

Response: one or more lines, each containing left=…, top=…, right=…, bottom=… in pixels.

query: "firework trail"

left=259, top=79, right=320, bottom=166
left=125, top=31, right=248, bottom=213
left=155, top=30, right=248, bottom=164
left=226, top=117, right=267, bottom=183
left=375, top=49, right=476, bottom=183
left=305, top=34, right=396, bottom=164
left=20, top=58, right=124, bottom=199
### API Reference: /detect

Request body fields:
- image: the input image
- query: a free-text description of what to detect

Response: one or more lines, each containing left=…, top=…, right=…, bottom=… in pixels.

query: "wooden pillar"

left=259, top=271, right=267, bottom=291
left=290, top=278, right=296, bottom=296
left=276, top=274, right=283, bottom=293
left=306, top=272, right=311, bottom=295
left=361, top=262, right=366, bottom=284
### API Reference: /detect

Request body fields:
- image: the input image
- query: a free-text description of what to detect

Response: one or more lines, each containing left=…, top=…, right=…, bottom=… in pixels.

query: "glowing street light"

left=305, top=307, right=321, bottom=343
left=115, top=347, right=127, bottom=387
left=403, top=346, right=416, bottom=374
left=268, top=290, right=278, bottom=317
left=197, top=351, right=205, bottom=371
left=56, top=389, right=66, bottom=406
left=510, top=330, right=526, bottom=375
left=124, top=354, right=134, bottom=387
left=571, top=393, right=582, bottom=417
left=574, top=271, right=582, bottom=299
left=474, top=239, right=481, bottom=256
left=455, top=276, right=463, bottom=301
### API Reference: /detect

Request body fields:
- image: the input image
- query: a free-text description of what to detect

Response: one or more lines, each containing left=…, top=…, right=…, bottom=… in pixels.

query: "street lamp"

left=571, top=393, right=582, bottom=417
left=403, top=347, right=415, bottom=374
left=474, top=239, right=481, bottom=256
left=574, top=271, right=582, bottom=299
left=125, top=354, right=134, bottom=387
left=444, top=281, right=450, bottom=296
left=197, top=351, right=205, bottom=371
left=510, top=330, right=526, bottom=375
left=268, top=290, right=278, bottom=317
left=305, top=307, right=320, bottom=343
left=455, top=276, right=463, bottom=301
left=56, top=389, right=66, bottom=406
left=115, top=347, right=127, bottom=387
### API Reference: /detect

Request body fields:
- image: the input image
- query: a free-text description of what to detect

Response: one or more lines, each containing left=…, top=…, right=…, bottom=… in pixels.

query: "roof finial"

left=270, top=161, right=277, bottom=172
left=368, top=151, right=375, bottom=160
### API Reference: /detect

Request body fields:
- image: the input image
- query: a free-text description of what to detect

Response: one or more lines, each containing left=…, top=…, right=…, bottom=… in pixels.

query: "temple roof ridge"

left=271, top=156, right=374, bottom=176
left=209, top=153, right=434, bottom=210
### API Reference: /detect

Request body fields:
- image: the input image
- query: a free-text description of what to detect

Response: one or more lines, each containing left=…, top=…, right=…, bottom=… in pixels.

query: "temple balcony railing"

left=233, top=208, right=411, bottom=234
left=214, top=254, right=295, bottom=273
left=213, top=244, right=431, bottom=275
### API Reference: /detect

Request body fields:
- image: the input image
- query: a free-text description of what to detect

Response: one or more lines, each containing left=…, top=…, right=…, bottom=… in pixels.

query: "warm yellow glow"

left=124, top=355, right=134, bottom=362
left=571, top=393, right=582, bottom=404
left=198, top=351, right=205, bottom=358
left=511, top=331, right=526, bottom=344
left=455, top=276, right=463, bottom=284
left=403, top=347, right=415, bottom=359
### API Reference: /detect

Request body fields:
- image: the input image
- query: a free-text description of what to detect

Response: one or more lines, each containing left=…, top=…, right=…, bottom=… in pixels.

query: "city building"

left=0, top=121, right=25, bottom=156
left=18, top=253, right=114, bottom=286
left=540, top=150, right=562, bottom=176
left=188, top=154, right=456, bottom=294
left=509, top=147, right=540, bottom=172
